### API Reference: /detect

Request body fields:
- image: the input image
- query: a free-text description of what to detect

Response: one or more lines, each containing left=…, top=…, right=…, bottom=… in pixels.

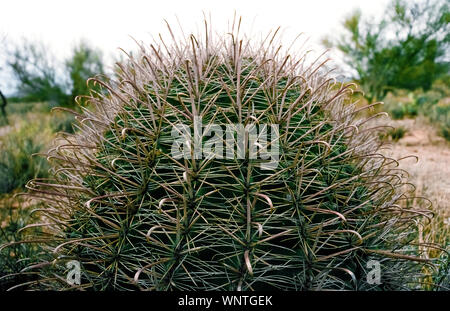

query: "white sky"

left=0, top=0, right=390, bottom=95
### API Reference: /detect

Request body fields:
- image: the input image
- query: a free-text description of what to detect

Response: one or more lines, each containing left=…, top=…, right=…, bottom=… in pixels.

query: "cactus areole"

left=23, top=18, right=432, bottom=290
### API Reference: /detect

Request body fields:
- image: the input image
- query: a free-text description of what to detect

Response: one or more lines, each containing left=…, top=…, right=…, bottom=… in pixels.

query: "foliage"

left=430, top=99, right=450, bottom=141
left=5, top=102, right=50, bottom=115
left=323, top=0, right=449, bottom=103
left=0, top=121, right=50, bottom=194
left=65, top=41, right=104, bottom=106
left=380, top=126, right=407, bottom=141
left=50, top=110, right=77, bottom=134
left=5, top=39, right=105, bottom=108
left=387, top=102, right=418, bottom=120
left=6, top=40, right=68, bottom=106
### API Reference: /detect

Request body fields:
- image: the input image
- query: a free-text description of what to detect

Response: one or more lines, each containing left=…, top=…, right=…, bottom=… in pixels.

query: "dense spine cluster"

left=11, top=18, right=437, bottom=290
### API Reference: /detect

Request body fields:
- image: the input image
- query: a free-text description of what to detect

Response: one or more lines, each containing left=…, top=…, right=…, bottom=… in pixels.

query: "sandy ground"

left=381, top=117, right=450, bottom=225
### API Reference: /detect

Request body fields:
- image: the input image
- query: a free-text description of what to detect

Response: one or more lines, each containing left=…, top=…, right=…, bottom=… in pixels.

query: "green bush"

left=0, top=123, right=50, bottom=194
left=19, top=21, right=441, bottom=291
left=65, top=41, right=104, bottom=106
left=441, top=125, right=450, bottom=142
left=5, top=102, right=50, bottom=115
left=6, top=39, right=105, bottom=108
left=387, top=101, right=418, bottom=120
left=415, top=94, right=440, bottom=109
left=389, top=103, right=407, bottom=119
left=50, top=111, right=76, bottom=134
left=380, top=126, right=407, bottom=142
left=429, top=100, right=450, bottom=142
left=404, top=102, right=418, bottom=117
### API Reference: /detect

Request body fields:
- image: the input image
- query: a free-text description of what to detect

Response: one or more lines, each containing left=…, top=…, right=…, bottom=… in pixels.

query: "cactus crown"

left=18, top=17, right=435, bottom=290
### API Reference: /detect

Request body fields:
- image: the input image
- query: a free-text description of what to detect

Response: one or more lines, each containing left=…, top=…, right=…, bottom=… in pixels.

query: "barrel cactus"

left=13, top=19, right=439, bottom=290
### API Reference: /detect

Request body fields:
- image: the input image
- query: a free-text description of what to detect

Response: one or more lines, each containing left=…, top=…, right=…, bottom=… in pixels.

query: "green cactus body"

left=19, top=20, right=435, bottom=290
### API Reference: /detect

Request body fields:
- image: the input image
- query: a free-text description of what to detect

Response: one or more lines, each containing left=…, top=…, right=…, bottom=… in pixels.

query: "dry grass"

left=378, top=116, right=449, bottom=287
left=382, top=117, right=449, bottom=231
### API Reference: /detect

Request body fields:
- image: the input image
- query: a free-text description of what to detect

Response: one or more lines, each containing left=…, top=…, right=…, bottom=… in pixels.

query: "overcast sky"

left=0, top=0, right=390, bottom=95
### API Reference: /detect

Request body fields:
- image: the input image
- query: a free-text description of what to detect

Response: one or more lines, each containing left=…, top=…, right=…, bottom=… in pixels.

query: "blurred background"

left=0, top=0, right=448, bottom=289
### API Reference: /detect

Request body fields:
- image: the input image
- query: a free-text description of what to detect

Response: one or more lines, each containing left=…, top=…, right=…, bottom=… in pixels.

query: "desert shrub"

left=65, top=41, right=105, bottom=106
left=50, top=110, right=76, bottom=134
left=429, top=99, right=450, bottom=142
left=404, top=102, right=418, bottom=117
left=380, top=126, right=407, bottom=142
left=5, top=102, right=50, bottom=115
left=16, top=20, right=443, bottom=291
left=322, top=0, right=449, bottom=104
left=386, top=101, right=419, bottom=120
left=415, top=93, right=440, bottom=109
left=0, top=122, right=50, bottom=194
left=441, top=125, right=450, bottom=142
left=5, top=39, right=105, bottom=108
left=389, top=103, right=407, bottom=119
